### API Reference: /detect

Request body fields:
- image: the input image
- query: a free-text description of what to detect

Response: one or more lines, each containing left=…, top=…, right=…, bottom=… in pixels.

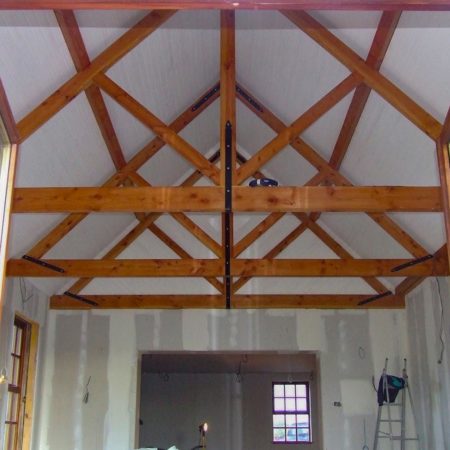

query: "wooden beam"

left=328, top=10, right=401, bottom=170
left=17, top=10, right=175, bottom=142
left=2, top=0, right=450, bottom=11
left=236, top=74, right=361, bottom=183
left=237, top=83, right=430, bottom=258
left=282, top=10, right=443, bottom=140
left=49, top=293, right=405, bottom=310
left=0, top=79, right=19, bottom=144
left=25, top=83, right=219, bottom=259
left=437, top=107, right=450, bottom=267
left=12, top=186, right=441, bottom=213
left=9, top=257, right=447, bottom=277
left=55, top=9, right=127, bottom=170
left=95, top=73, right=220, bottom=184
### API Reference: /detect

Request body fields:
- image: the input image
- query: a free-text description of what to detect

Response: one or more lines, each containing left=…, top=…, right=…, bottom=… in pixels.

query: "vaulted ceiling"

left=1, top=5, right=450, bottom=310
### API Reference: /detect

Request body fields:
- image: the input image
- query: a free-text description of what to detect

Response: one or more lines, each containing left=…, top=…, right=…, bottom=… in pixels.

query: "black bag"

left=377, top=375, right=405, bottom=405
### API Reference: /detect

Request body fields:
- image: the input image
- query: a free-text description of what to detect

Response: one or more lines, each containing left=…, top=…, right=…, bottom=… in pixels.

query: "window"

left=272, top=382, right=312, bottom=444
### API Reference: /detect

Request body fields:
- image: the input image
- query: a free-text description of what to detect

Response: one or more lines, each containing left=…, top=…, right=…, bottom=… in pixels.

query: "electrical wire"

left=435, top=277, right=445, bottom=365
left=19, top=277, right=33, bottom=310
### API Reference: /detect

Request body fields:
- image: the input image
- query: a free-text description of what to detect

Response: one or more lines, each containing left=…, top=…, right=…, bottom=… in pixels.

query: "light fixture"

left=0, top=368, right=8, bottom=384
left=199, top=422, right=208, bottom=448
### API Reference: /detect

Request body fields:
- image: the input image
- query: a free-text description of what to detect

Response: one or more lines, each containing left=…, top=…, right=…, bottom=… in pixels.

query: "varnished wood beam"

left=237, top=83, right=430, bottom=258
left=437, top=107, right=450, bottom=267
left=328, top=10, right=401, bottom=170
left=17, top=10, right=175, bottom=142
left=2, top=0, right=450, bottom=11
left=9, top=257, right=447, bottom=277
left=282, top=10, right=443, bottom=140
left=49, top=293, right=405, bottom=310
left=0, top=79, right=19, bottom=144
left=95, top=74, right=220, bottom=184
left=12, top=186, right=442, bottom=213
left=26, top=83, right=219, bottom=259
left=55, top=10, right=127, bottom=170
left=236, top=74, right=360, bottom=183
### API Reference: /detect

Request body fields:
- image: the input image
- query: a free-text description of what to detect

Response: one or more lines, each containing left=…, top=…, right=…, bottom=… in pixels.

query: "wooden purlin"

left=55, top=10, right=127, bottom=170
left=17, top=10, right=176, bottom=142
left=236, top=83, right=431, bottom=259
left=12, top=186, right=442, bottom=213
left=8, top=257, right=448, bottom=277
left=2, top=0, right=450, bottom=11
left=282, top=10, right=443, bottom=140
left=24, top=82, right=220, bottom=259
left=50, top=294, right=405, bottom=310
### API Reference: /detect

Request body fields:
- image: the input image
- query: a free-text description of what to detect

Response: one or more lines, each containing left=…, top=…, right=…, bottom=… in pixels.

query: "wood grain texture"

left=12, top=186, right=441, bottom=213
left=49, top=293, right=405, bottom=310
left=17, top=10, right=175, bottom=141
left=2, top=0, right=450, bottom=11
left=95, top=73, right=220, bottom=183
left=8, top=257, right=448, bottom=277
left=0, top=79, right=19, bottom=143
left=282, top=10, right=443, bottom=140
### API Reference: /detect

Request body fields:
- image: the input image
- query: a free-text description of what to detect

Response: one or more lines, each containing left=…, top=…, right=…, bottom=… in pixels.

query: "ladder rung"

left=378, top=436, right=419, bottom=441
left=380, top=419, right=402, bottom=422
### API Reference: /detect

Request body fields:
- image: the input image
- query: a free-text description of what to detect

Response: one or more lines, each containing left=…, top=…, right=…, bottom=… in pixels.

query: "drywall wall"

left=139, top=371, right=318, bottom=450
left=0, top=278, right=48, bottom=448
left=34, top=308, right=408, bottom=450
left=406, top=277, right=450, bottom=449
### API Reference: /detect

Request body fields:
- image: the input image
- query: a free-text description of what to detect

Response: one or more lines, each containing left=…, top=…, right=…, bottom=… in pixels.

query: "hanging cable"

left=435, top=278, right=445, bottom=364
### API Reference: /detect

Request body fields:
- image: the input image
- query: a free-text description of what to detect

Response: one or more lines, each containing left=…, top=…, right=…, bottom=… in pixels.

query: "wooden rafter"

left=55, top=10, right=127, bottom=170
left=95, top=74, right=221, bottom=184
left=8, top=257, right=448, bottom=277
left=24, top=82, right=219, bottom=259
left=328, top=11, right=401, bottom=170
left=236, top=83, right=430, bottom=258
left=49, top=294, right=405, bottom=310
left=12, top=186, right=442, bottom=213
left=236, top=74, right=361, bottom=183
left=17, top=10, right=176, bottom=142
left=282, top=10, right=443, bottom=140
left=2, top=0, right=450, bottom=11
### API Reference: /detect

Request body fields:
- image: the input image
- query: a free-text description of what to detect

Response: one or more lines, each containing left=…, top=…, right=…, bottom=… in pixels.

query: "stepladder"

left=373, top=358, right=421, bottom=450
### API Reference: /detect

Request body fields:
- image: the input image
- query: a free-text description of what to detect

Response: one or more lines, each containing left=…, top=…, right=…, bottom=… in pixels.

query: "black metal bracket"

left=63, top=291, right=99, bottom=307
left=391, top=254, right=433, bottom=272
left=236, top=85, right=263, bottom=113
left=358, top=291, right=392, bottom=306
left=191, top=83, right=220, bottom=112
left=225, top=120, right=233, bottom=309
left=22, top=255, right=65, bottom=273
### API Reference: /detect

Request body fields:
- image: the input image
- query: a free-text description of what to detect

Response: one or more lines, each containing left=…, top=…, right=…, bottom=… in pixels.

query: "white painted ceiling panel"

left=0, top=10, right=76, bottom=120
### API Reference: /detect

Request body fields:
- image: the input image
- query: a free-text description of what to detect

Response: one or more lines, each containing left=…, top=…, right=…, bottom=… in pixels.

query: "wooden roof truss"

left=2, top=5, right=450, bottom=310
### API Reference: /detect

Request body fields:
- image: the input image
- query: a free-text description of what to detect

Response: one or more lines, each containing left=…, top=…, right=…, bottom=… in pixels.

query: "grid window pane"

left=273, top=415, right=285, bottom=427
left=274, top=384, right=284, bottom=397
left=273, top=428, right=286, bottom=442
left=272, top=382, right=312, bottom=444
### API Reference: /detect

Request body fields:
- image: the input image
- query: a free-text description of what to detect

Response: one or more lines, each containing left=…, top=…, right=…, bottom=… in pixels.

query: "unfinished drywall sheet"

left=407, top=277, right=450, bottom=450
left=35, top=308, right=408, bottom=450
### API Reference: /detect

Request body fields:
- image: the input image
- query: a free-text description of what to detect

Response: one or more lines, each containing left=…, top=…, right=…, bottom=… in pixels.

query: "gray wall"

left=139, top=371, right=319, bottom=450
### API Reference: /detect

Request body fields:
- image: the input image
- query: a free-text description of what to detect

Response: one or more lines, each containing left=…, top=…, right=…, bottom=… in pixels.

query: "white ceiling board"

left=83, top=277, right=219, bottom=295
left=387, top=213, right=445, bottom=254
left=250, top=277, right=377, bottom=295
left=0, top=10, right=76, bottom=120
left=309, top=11, right=382, bottom=30
left=76, top=9, right=147, bottom=60
left=45, top=213, right=135, bottom=259
left=9, top=213, right=66, bottom=258
left=236, top=11, right=351, bottom=127
left=318, top=213, right=415, bottom=259
left=15, top=93, right=116, bottom=187
left=101, top=91, right=156, bottom=164
left=107, top=11, right=219, bottom=125
left=341, top=91, right=439, bottom=187
left=380, top=15, right=450, bottom=121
